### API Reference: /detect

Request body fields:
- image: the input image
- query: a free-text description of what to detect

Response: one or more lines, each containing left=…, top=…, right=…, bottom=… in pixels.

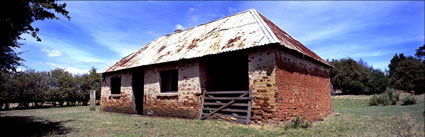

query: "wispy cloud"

left=239, top=1, right=424, bottom=70
left=228, top=7, right=237, bottom=13
left=41, top=48, right=62, bottom=57
left=16, top=1, right=423, bottom=73
left=175, top=24, right=184, bottom=30
left=47, top=62, right=89, bottom=74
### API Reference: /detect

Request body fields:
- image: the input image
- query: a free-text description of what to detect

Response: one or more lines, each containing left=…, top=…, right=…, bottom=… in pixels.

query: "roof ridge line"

left=163, top=9, right=256, bottom=37
left=249, top=9, right=279, bottom=43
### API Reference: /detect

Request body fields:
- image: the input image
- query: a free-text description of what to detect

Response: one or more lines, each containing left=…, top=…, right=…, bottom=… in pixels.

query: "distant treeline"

left=329, top=45, right=425, bottom=95
left=0, top=68, right=101, bottom=110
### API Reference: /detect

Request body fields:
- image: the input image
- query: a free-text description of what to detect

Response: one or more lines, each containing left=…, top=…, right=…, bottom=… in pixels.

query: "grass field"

left=1, top=94, right=424, bottom=137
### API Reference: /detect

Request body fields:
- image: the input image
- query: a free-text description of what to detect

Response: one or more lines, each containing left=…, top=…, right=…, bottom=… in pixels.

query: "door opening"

left=132, top=71, right=144, bottom=115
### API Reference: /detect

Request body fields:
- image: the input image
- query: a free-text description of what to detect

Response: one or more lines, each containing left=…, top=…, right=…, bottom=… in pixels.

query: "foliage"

left=330, top=58, right=390, bottom=94
left=0, top=68, right=101, bottom=109
left=415, top=44, right=425, bottom=60
left=78, top=68, right=101, bottom=104
left=284, top=116, right=312, bottom=129
left=368, top=89, right=399, bottom=106
left=369, top=94, right=391, bottom=106
left=384, top=88, right=400, bottom=102
left=330, top=45, right=425, bottom=95
left=401, top=95, right=416, bottom=105
left=365, top=68, right=388, bottom=94
left=0, top=0, right=70, bottom=73
left=0, top=71, right=13, bottom=109
left=388, top=53, right=425, bottom=94
left=329, top=58, right=370, bottom=94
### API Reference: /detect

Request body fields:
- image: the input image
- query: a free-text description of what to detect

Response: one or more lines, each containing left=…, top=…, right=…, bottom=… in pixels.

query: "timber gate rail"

left=200, top=90, right=253, bottom=124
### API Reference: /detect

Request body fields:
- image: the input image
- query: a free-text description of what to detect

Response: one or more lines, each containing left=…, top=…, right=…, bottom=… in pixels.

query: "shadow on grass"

left=0, top=115, right=73, bottom=137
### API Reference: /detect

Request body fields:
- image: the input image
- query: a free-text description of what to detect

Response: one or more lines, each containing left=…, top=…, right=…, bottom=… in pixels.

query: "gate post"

left=90, top=90, right=96, bottom=111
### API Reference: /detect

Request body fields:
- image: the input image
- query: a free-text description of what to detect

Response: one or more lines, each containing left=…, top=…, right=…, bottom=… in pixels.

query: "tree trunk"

left=5, top=103, right=9, bottom=110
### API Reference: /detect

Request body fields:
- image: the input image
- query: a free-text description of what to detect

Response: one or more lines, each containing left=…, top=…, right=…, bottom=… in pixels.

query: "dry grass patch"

left=1, top=94, right=424, bottom=137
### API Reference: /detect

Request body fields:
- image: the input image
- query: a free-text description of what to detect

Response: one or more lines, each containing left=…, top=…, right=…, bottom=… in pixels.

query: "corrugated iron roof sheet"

left=104, top=9, right=330, bottom=73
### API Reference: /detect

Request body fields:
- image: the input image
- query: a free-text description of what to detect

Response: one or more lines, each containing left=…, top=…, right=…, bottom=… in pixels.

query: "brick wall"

left=101, top=60, right=203, bottom=118
left=100, top=71, right=135, bottom=113
left=101, top=46, right=331, bottom=123
left=248, top=47, right=278, bottom=123
left=142, top=60, right=202, bottom=118
left=275, top=48, right=332, bottom=121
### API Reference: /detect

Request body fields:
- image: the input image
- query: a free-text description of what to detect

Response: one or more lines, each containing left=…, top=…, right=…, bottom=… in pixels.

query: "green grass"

left=1, top=94, right=424, bottom=137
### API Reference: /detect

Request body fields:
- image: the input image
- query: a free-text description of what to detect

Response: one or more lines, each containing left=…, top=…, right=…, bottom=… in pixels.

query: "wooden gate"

left=200, top=90, right=253, bottom=124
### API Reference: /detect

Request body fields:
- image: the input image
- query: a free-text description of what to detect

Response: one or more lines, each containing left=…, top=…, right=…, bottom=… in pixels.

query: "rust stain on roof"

left=207, top=38, right=222, bottom=53
left=258, top=13, right=330, bottom=66
left=176, top=40, right=189, bottom=53
left=104, top=9, right=330, bottom=73
left=186, top=38, right=200, bottom=50
left=222, top=36, right=241, bottom=50
left=157, top=45, right=166, bottom=53
left=237, top=38, right=246, bottom=48
left=156, top=51, right=171, bottom=62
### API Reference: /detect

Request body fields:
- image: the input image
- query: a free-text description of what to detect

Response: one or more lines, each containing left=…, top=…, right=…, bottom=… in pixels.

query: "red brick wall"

left=101, top=46, right=331, bottom=123
left=275, top=48, right=332, bottom=121
left=248, top=47, right=278, bottom=123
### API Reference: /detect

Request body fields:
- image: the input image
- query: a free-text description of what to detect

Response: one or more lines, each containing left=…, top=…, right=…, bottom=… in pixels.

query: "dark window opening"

left=132, top=71, right=144, bottom=115
left=160, top=69, right=178, bottom=92
left=205, top=51, right=248, bottom=91
left=111, top=77, right=121, bottom=94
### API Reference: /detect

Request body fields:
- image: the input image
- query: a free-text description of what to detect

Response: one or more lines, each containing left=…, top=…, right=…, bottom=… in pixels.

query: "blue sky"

left=17, top=1, right=424, bottom=74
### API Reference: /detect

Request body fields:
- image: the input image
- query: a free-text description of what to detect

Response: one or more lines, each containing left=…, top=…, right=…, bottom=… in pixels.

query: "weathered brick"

left=101, top=46, right=331, bottom=123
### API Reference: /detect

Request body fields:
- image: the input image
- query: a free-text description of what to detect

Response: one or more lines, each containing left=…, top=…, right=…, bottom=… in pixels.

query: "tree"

left=388, top=54, right=425, bottom=94
left=0, top=72, right=13, bottom=109
left=31, top=71, right=49, bottom=107
left=415, top=44, right=425, bottom=60
left=0, top=0, right=70, bottom=72
left=365, top=68, right=388, bottom=94
left=330, top=58, right=370, bottom=94
left=48, top=68, right=75, bottom=106
left=87, top=68, right=101, bottom=100
left=1, top=68, right=101, bottom=109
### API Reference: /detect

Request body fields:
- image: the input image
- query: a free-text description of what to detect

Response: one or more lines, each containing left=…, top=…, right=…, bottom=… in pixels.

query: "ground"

left=0, top=94, right=424, bottom=137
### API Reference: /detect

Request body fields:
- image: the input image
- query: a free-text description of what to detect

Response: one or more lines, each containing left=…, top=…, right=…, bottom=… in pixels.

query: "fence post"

left=90, top=90, right=96, bottom=111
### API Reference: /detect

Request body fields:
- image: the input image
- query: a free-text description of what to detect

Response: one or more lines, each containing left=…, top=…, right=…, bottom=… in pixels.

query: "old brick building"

left=101, top=9, right=332, bottom=124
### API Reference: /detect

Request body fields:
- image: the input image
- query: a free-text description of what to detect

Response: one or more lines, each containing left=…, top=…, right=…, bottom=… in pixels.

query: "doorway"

left=204, top=51, right=249, bottom=91
left=132, top=71, right=144, bottom=115
left=200, top=51, right=251, bottom=124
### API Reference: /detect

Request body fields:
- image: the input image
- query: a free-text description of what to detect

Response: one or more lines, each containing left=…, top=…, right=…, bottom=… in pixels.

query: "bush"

left=369, top=95, right=383, bottom=106
left=384, top=88, right=400, bottom=102
left=401, top=95, right=416, bottom=105
left=369, top=95, right=379, bottom=106
left=284, top=116, right=312, bottom=129
left=369, top=89, right=399, bottom=106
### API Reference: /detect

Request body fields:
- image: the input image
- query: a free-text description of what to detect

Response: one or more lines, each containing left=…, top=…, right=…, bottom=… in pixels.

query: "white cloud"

left=208, top=13, right=217, bottom=18
left=191, top=16, right=199, bottom=23
left=47, top=62, right=88, bottom=74
left=189, top=8, right=195, bottom=12
left=175, top=24, right=184, bottom=30
left=41, top=48, right=62, bottom=57
left=228, top=7, right=237, bottom=13
left=65, top=67, right=89, bottom=74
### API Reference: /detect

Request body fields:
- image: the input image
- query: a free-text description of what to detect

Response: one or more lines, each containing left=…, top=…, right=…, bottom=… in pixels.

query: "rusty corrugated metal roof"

left=104, top=9, right=330, bottom=73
